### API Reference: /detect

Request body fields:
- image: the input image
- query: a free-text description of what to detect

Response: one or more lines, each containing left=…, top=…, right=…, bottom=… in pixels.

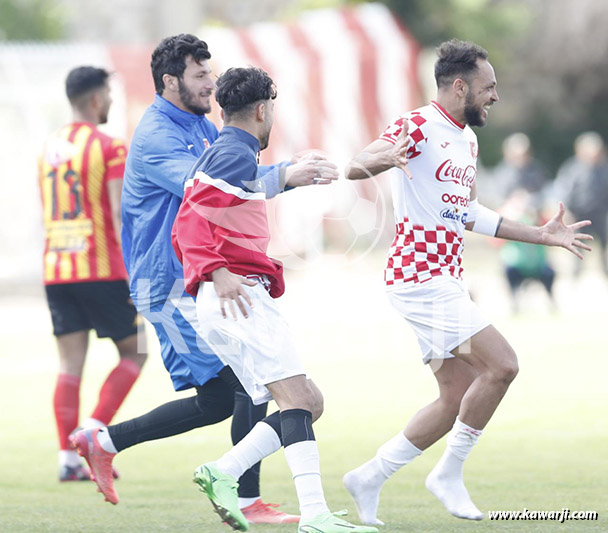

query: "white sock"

left=238, top=497, right=259, bottom=509
left=446, top=418, right=482, bottom=461
left=215, top=421, right=282, bottom=481
left=426, top=418, right=483, bottom=520
left=343, top=432, right=421, bottom=525
left=59, top=450, right=81, bottom=468
left=82, top=418, right=104, bottom=430
left=96, top=427, right=118, bottom=454
left=377, top=431, right=423, bottom=476
left=284, top=440, right=329, bottom=521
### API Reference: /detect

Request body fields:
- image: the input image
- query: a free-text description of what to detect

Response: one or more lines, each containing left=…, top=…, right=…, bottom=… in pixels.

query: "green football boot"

left=298, top=509, right=379, bottom=532
left=193, top=463, right=249, bottom=531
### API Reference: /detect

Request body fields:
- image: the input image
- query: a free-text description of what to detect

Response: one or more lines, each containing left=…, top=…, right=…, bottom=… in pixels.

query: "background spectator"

left=498, top=189, right=556, bottom=313
left=554, top=132, right=608, bottom=276
left=494, top=133, right=550, bottom=208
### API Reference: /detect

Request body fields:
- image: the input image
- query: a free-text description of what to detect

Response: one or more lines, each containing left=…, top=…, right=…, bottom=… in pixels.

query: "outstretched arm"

left=466, top=181, right=592, bottom=259
left=284, top=152, right=339, bottom=187
left=495, top=202, right=593, bottom=259
left=345, top=123, right=412, bottom=180
left=258, top=152, right=338, bottom=198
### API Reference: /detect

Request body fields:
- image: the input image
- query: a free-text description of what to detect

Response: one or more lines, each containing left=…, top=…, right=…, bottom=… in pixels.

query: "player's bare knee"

left=313, top=396, right=324, bottom=422
left=490, top=354, right=519, bottom=385
left=268, top=376, right=322, bottom=415
left=306, top=380, right=324, bottom=422
left=311, top=391, right=324, bottom=422
left=502, top=358, right=519, bottom=384
left=501, top=347, right=519, bottom=383
left=287, top=386, right=322, bottom=417
left=297, top=393, right=318, bottom=416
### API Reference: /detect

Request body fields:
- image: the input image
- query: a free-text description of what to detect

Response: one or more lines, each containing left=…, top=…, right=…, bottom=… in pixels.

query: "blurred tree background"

left=1, top=0, right=606, bottom=173
left=375, top=0, right=608, bottom=173
left=0, top=0, right=64, bottom=40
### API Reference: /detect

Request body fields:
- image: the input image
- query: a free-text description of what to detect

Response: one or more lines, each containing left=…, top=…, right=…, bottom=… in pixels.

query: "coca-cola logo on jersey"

left=435, top=159, right=476, bottom=188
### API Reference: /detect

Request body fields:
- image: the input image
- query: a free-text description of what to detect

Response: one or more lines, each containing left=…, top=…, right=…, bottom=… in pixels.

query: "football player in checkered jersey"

left=342, top=39, right=593, bottom=525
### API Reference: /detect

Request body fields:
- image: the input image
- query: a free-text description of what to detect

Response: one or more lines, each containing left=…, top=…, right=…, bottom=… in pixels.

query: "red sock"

left=90, top=358, right=142, bottom=425
left=54, top=373, right=81, bottom=450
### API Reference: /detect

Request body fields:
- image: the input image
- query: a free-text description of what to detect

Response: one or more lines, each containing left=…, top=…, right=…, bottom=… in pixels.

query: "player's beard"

left=259, top=113, right=273, bottom=150
left=464, top=91, right=486, bottom=127
left=259, top=130, right=271, bottom=150
left=178, top=79, right=211, bottom=116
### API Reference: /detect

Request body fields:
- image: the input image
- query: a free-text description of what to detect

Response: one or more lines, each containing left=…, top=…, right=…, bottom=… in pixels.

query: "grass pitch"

left=1, top=252, right=607, bottom=532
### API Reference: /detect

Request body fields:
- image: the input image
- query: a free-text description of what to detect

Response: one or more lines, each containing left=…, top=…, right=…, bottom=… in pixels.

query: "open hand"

left=392, top=121, right=412, bottom=179
left=540, top=202, right=593, bottom=259
left=285, top=152, right=339, bottom=186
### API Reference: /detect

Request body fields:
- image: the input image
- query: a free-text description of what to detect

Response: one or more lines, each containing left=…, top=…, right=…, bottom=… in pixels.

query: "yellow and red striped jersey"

left=38, top=122, right=128, bottom=284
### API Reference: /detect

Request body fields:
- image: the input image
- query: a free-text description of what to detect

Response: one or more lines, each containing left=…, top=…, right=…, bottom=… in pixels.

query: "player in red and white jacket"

left=343, top=40, right=593, bottom=525
left=173, top=67, right=378, bottom=533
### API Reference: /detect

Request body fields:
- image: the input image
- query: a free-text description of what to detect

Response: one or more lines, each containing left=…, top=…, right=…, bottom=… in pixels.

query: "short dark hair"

left=65, top=66, right=109, bottom=103
left=215, top=67, right=277, bottom=119
left=151, top=33, right=211, bottom=94
left=434, top=39, right=488, bottom=88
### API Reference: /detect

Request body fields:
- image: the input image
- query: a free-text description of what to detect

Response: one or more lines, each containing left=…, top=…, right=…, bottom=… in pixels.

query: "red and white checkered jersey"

left=380, top=101, right=478, bottom=289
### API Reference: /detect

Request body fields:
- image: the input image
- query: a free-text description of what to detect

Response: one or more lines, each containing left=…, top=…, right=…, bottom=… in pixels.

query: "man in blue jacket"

left=71, top=34, right=335, bottom=520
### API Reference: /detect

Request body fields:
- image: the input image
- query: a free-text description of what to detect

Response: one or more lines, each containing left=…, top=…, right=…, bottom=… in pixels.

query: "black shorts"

left=45, top=280, right=141, bottom=341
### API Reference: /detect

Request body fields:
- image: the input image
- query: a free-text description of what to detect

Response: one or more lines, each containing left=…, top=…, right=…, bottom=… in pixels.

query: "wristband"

left=468, top=199, right=501, bottom=236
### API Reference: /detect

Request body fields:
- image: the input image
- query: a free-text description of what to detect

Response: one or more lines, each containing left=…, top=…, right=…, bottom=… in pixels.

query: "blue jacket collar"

left=220, top=126, right=261, bottom=152
left=153, top=94, right=206, bottom=127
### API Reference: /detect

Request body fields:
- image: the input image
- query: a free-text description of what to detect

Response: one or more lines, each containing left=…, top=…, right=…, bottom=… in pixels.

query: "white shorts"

left=387, top=276, right=490, bottom=364
left=195, top=279, right=306, bottom=405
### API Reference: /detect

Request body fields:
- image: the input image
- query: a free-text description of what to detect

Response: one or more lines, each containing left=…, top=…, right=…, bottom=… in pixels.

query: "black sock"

left=280, top=409, right=315, bottom=447
left=108, top=377, right=234, bottom=452
left=231, top=390, right=268, bottom=499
